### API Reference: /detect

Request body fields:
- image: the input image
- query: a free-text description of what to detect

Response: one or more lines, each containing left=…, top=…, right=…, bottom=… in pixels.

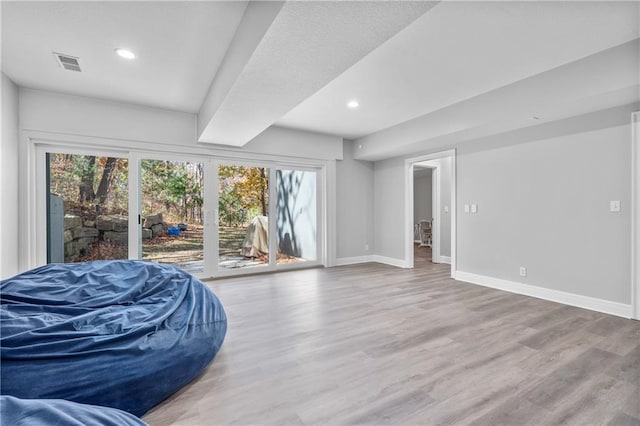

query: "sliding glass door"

left=42, top=147, right=324, bottom=276
left=214, top=163, right=320, bottom=275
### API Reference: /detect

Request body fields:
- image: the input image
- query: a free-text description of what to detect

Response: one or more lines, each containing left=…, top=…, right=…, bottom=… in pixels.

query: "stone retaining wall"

left=64, top=212, right=167, bottom=260
left=64, top=215, right=99, bottom=258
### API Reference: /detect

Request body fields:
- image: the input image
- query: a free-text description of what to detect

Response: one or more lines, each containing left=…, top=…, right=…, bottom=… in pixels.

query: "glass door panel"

left=140, top=160, right=205, bottom=274
left=276, top=169, right=317, bottom=265
left=46, top=153, right=129, bottom=263
left=218, top=164, right=269, bottom=270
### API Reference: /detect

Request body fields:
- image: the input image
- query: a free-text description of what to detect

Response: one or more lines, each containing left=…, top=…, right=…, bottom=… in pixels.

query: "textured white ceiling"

left=2, top=1, right=638, bottom=159
left=354, top=39, right=640, bottom=161
left=277, top=1, right=640, bottom=139
left=198, top=0, right=435, bottom=146
left=1, top=1, right=248, bottom=113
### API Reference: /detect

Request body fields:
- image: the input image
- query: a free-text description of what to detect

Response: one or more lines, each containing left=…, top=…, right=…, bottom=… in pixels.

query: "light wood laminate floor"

left=144, top=246, right=640, bottom=425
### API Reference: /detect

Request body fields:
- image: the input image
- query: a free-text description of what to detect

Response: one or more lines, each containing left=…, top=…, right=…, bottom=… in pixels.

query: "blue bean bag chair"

left=1, top=260, right=227, bottom=416
left=1, top=396, right=148, bottom=426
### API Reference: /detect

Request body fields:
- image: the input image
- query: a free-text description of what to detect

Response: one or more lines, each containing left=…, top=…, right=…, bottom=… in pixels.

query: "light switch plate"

left=471, top=204, right=478, bottom=213
left=610, top=200, right=621, bottom=212
left=464, top=204, right=470, bottom=213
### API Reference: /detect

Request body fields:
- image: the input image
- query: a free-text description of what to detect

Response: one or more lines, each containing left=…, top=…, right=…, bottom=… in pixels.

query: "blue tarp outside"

left=1, top=260, right=227, bottom=417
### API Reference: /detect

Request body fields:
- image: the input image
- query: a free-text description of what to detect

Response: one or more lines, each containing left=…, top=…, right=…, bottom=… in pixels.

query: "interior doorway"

left=413, top=164, right=436, bottom=263
left=405, top=149, right=456, bottom=277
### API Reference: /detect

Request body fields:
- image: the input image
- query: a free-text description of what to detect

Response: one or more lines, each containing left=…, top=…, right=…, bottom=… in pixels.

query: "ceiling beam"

left=198, top=1, right=436, bottom=147
left=197, top=1, right=285, bottom=142
left=353, top=39, right=640, bottom=161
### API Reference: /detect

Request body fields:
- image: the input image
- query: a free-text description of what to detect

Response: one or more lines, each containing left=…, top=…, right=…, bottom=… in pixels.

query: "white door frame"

left=26, top=134, right=329, bottom=279
left=432, top=165, right=441, bottom=263
left=632, top=111, right=639, bottom=320
left=405, top=149, right=456, bottom=277
left=129, top=152, right=211, bottom=279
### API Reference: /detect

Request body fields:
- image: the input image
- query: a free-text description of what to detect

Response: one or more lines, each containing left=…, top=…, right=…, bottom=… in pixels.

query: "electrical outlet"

left=610, top=200, right=621, bottom=212
left=519, top=267, right=527, bottom=277
left=464, top=204, right=470, bottom=213
left=444, top=205, right=449, bottom=213
left=471, top=204, right=478, bottom=213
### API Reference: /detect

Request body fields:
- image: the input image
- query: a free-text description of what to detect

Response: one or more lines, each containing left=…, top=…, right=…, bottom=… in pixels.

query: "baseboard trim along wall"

left=439, top=256, right=451, bottom=264
left=456, top=271, right=633, bottom=319
left=335, top=256, right=375, bottom=266
left=373, top=255, right=412, bottom=268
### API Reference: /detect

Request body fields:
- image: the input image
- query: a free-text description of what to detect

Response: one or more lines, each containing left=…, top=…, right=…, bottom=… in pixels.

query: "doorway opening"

left=405, top=149, right=456, bottom=277
left=413, top=164, right=435, bottom=263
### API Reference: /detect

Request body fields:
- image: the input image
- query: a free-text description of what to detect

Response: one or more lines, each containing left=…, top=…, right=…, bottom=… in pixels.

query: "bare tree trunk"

left=260, top=167, right=267, bottom=216
left=182, top=195, right=187, bottom=221
left=198, top=163, right=204, bottom=224
left=78, top=156, right=96, bottom=202
left=95, top=157, right=117, bottom=204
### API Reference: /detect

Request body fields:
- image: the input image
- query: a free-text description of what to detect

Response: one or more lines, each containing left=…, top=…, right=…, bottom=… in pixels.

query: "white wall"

left=634, top=112, right=640, bottom=319
left=413, top=170, right=432, bottom=225
left=438, top=156, right=452, bottom=257
left=336, top=140, right=374, bottom=260
left=457, top=123, right=631, bottom=304
left=20, top=88, right=196, bottom=147
left=373, top=156, right=406, bottom=261
left=1, top=73, right=20, bottom=279
left=371, top=109, right=632, bottom=309
left=19, top=89, right=343, bottom=161
left=243, top=126, right=343, bottom=161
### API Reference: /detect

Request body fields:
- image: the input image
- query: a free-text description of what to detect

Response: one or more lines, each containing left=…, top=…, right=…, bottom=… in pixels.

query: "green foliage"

left=49, top=155, right=271, bottom=228
left=218, top=188, right=247, bottom=226
left=141, top=160, right=204, bottom=223
left=218, top=165, right=268, bottom=226
left=72, top=155, right=97, bottom=180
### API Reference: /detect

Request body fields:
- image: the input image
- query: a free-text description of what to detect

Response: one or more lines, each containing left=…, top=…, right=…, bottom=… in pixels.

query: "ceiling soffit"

left=198, top=1, right=436, bottom=146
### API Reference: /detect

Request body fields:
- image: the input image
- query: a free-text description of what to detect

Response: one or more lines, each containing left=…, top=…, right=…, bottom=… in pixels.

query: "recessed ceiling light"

left=347, top=100, right=359, bottom=109
left=115, top=48, right=136, bottom=60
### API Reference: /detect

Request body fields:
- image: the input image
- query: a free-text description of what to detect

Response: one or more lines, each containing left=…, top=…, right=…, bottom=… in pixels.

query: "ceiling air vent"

left=53, top=52, right=82, bottom=72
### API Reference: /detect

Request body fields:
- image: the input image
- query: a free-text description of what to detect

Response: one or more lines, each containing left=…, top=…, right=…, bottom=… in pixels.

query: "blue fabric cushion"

left=1, top=396, right=148, bottom=426
left=1, top=260, right=227, bottom=416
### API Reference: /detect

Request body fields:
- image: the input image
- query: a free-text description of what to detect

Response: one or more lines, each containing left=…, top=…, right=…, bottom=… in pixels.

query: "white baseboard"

left=455, top=271, right=633, bottom=319
left=439, top=256, right=451, bottom=264
left=335, top=255, right=374, bottom=266
left=334, top=255, right=410, bottom=268
left=373, top=255, right=411, bottom=268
